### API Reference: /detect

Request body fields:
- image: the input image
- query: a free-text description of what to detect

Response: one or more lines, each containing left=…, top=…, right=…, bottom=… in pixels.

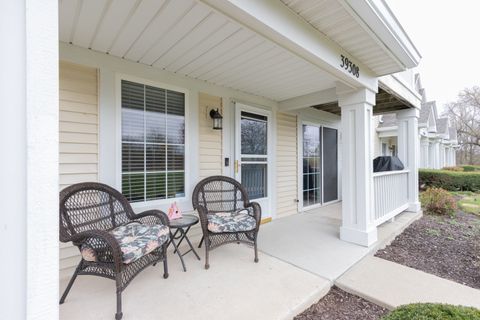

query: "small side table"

left=167, top=214, right=201, bottom=271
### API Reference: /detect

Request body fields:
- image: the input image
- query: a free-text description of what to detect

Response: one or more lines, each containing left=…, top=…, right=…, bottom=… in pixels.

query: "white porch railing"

left=373, top=170, right=409, bottom=226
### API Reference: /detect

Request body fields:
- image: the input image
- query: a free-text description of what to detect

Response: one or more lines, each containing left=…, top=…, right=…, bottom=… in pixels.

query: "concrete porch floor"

left=258, top=202, right=422, bottom=281
left=59, top=203, right=421, bottom=320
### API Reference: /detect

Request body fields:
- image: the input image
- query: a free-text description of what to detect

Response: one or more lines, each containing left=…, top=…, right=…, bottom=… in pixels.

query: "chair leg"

left=115, top=277, right=123, bottom=320
left=204, top=237, right=210, bottom=270
left=59, top=261, right=82, bottom=304
left=198, top=235, right=204, bottom=248
left=163, top=249, right=169, bottom=279
left=254, top=238, right=259, bottom=263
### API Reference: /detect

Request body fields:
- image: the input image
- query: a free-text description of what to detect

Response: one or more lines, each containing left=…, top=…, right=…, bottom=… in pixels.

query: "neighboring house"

left=374, top=74, right=458, bottom=168
left=2, top=1, right=424, bottom=317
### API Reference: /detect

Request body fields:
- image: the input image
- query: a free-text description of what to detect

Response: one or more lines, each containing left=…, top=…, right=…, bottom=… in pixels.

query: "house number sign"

left=340, top=54, right=360, bottom=78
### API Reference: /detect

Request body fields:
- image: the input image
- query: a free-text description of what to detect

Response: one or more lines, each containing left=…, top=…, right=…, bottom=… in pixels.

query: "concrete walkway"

left=336, top=256, right=480, bottom=310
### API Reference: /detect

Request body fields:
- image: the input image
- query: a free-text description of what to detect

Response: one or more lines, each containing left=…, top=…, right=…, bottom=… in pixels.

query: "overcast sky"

left=386, top=0, right=480, bottom=114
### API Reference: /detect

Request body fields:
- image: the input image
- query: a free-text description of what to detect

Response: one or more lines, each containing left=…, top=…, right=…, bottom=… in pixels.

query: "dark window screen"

left=322, top=127, right=338, bottom=203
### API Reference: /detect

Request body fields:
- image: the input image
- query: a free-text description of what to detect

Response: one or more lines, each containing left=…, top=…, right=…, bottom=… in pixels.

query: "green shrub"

left=419, top=169, right=480, bottom=192
left=382, top=303, right=480, bottom=320
left=420, top=187, right=457, bottom=216
left=443, top=166, right=464, bottom=171
left=461, top=165, right=480, bottom=172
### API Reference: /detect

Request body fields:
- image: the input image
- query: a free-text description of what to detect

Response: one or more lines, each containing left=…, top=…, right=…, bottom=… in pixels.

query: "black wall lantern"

left=209, top=108, right=223, bottom=130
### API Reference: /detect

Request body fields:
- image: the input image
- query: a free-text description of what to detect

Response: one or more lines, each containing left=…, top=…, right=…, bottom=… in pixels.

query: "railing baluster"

left=373, top=170, right=410, bottom=226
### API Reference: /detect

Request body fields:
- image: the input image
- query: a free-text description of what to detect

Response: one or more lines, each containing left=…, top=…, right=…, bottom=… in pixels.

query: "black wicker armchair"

left=192, top=176, right=261, bottom=269
left=59, top=182, right=170, bottom=320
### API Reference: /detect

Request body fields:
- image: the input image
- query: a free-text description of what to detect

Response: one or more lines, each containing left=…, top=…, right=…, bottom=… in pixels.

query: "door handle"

left=235, top=160, right=239, bottom=173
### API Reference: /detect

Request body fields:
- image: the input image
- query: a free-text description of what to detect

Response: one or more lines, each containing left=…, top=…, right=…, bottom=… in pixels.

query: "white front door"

left=235, top=103, right=271, bottom=219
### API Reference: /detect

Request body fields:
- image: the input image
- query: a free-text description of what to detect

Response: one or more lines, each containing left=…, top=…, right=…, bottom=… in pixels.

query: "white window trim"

left=115, top=73, right=190, bottom=210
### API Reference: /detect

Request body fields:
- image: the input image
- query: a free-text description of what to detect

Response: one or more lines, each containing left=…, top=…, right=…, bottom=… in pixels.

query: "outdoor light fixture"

left=209, top=108, right=223, bottom=130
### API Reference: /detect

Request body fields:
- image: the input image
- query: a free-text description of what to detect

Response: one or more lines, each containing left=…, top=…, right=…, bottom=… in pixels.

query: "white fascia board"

left=379, top=74, right=421, bottom=109
left=343, top=0, right=421, bottom=69
left=378, top=129, right=397, bottom=138
left=432, top=104, right=439, bottom=120
left=427, top=109, right=437, bottom=131
left=376, top=126, right=398, bottom=132
left=377, top=126, right=398, bottom=138
left=278, top=88, right=337, bottom=111
left=200, top=0, right=378, bottom=92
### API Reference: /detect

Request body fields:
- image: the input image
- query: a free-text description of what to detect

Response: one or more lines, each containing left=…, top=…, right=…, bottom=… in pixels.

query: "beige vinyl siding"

left=276, top=112, right=298, bottom=218
left=59, top=61, right=98, bottom=276
left=198, top=92, right=223, bottom=179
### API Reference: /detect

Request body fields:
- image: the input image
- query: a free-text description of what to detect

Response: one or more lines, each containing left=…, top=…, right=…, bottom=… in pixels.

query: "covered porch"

left=2, top=0, right=422, bottom=318
left=59, top=203, right=421, bottom=320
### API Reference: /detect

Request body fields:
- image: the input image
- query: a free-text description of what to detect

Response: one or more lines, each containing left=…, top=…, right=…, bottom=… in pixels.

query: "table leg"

left=173, top=227, right=201, bottom=261
left=169, top=231, right=187, bottom=272
left=173, top=226, right=190, bottom=253
left=184, top=233, right=201, bottom=260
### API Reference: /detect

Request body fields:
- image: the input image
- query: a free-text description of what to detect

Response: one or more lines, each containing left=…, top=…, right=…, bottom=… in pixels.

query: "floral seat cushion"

left=81, top=223, right=170, bottom=264
left=207, top=211, right=257, bottom=233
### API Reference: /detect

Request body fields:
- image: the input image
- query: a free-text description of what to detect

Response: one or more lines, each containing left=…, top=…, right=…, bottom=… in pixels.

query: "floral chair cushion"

left=207, top=210, right=257, bottom=233
left=81, top=223, right=170, bottom=264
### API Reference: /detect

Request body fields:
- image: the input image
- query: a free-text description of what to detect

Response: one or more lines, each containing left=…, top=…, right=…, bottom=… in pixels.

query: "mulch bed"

left=375, top=211, right=480, bottom=289
left=294, top=286, right=388, bottom=320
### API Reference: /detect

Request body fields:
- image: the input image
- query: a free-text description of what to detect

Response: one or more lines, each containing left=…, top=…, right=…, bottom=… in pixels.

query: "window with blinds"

left=121, top=80, right=185, bottom=202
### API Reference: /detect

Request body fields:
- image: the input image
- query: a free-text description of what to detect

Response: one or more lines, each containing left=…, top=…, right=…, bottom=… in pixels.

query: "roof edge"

left=343, top=0, right=421, bottom=70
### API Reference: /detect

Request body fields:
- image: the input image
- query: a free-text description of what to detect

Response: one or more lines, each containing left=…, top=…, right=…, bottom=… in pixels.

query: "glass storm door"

left=235, top=105, right=271, bottom=218
left=302, top=125, right=322, bottom=207
left=302, top=124, right=338, bottom=209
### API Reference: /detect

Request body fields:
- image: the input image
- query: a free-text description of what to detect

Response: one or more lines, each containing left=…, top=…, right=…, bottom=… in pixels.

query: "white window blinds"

left=121, top=80, right=185, bottom=202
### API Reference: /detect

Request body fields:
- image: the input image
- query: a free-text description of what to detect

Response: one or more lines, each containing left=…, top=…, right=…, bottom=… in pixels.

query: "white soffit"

left=59, top=0, right=337, bottom=101
left=280, top=0, right=420, bottom=76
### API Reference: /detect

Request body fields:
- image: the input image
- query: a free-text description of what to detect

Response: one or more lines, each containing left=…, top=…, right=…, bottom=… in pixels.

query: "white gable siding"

left=59, top=61, right=98, bottom=277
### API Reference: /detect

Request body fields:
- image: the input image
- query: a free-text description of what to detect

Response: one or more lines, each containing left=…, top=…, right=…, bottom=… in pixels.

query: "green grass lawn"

left=453, top=191, right=480, bottom=215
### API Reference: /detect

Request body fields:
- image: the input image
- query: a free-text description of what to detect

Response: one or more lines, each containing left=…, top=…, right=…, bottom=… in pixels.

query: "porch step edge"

left=282, top=281, right=332, bottom=320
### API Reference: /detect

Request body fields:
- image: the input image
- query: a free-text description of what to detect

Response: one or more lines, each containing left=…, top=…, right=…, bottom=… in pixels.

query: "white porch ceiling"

left=59, top=0, right=338, bottom=101
left=281, top=0, right=406, bottom=75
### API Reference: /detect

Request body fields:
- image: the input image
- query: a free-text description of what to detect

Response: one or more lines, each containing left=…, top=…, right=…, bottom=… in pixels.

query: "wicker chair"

left=192, top=176, right=261, bottom=269
left=59, top=182, right=170, bottom=320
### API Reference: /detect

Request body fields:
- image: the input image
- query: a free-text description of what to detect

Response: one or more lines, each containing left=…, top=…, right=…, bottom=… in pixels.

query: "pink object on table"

left=167, top=202, right=182, bottom=220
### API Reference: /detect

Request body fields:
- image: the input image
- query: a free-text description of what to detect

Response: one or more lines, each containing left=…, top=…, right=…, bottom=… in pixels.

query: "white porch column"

left=445, top=147, right=451, bottom=166
left=337, top=86, right=377, bottom=246
left=0, top=1, right=58, bottom=319
left=420, top=138, right=429, bottom=168
left=428, top=142, right=434, bottom=169
left=396, top=109, right=421, bottom=212
left=438, top=144, right=444, bottom=168
left=431, top=140, right=440, bottom=169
